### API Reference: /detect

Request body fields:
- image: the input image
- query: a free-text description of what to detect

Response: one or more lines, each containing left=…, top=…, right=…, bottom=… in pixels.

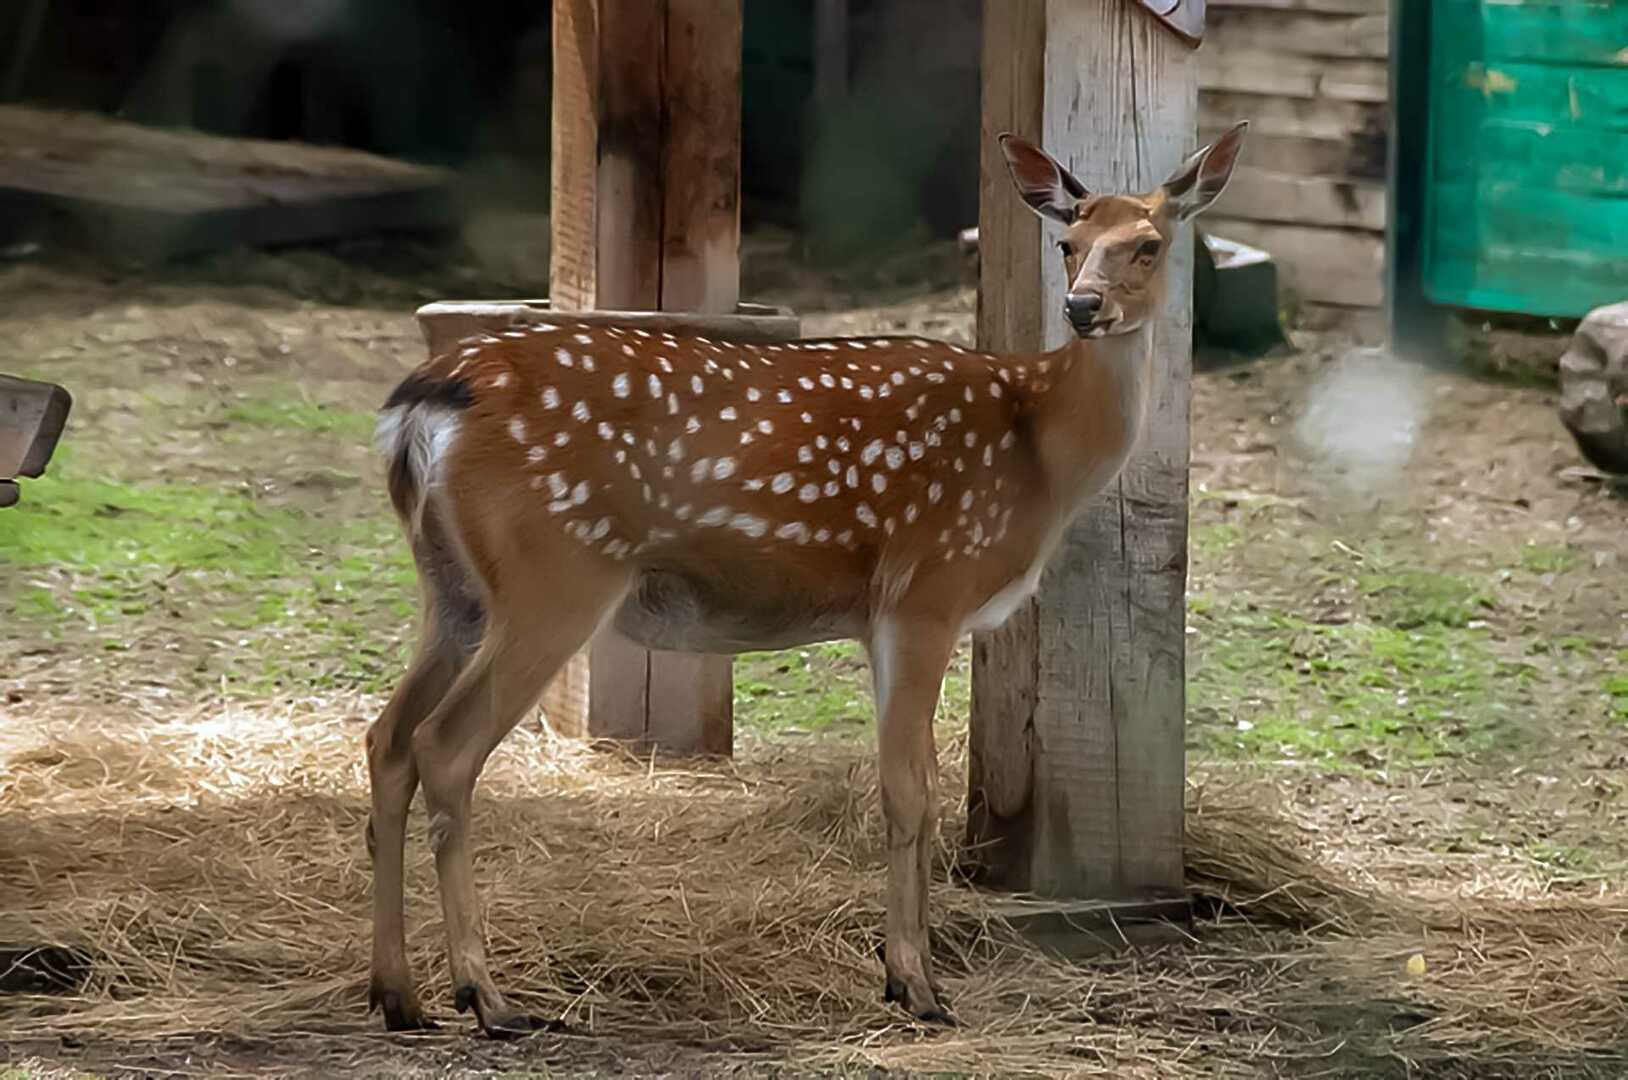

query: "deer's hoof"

left=455, top=984, right=570, bottom=1040
left=369, top=985, right=437, bottom=1033
left=883, top=975, right=957, bottom=1027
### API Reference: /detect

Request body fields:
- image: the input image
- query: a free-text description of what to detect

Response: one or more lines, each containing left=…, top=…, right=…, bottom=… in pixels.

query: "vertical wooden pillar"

left=968, top=0, right=1196, bottom=900
left=550, top=0, right=743, bottom=755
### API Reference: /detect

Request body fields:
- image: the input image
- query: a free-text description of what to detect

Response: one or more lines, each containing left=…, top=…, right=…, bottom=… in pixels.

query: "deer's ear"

left=1161, top=120, right=1248, bottom=222
left=999, top=133, right=1088, bottom=226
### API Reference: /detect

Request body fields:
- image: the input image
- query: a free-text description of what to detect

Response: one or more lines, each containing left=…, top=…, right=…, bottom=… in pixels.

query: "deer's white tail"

left=375, top=369, right=471, bottom=534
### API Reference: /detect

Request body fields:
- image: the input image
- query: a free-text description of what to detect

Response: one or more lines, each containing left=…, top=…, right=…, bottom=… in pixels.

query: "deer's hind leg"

left=368, top=519, right=486, bottom=1031
left=412, top=550, right=632, bottom=1038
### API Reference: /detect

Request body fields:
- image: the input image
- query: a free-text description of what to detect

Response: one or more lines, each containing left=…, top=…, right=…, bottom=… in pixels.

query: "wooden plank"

left=968, top=0, right=1045, bottom=861
left=1207, top=9, right=1389, bottom=59
left=661, top=0, right=743, bottom=315
left=969, top=0, right=1193, bottom=901
left=595, top=0, right=665, bottom=311
left=1205, top=217, right=1383, bottom=305
left=1199, top=50, right=1388, bottom=102
left=1431, top=121, right=1628, bottom=196
left=649, top=0, right=743, bottom=756
left=1451, top=0, right=1628, bottom=68
left=415, top=301, right=798, bottom=348
left=549, top=0, right=743, bottom=755
left=1199, top=90, right=1387, bottom=180
left=549, top=0, right=600, bottom=312
left=0, top=105, right=457, bottom=261
left=1198, top=127, right=1386, bottom=182
left=1213, top=166, right=1386, bottom=231
left=1199, top=90, right=1386, bottom=144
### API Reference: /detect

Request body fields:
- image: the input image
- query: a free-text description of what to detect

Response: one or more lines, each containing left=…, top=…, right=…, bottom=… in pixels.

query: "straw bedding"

left=3, top=697, right=1627, bottom=1076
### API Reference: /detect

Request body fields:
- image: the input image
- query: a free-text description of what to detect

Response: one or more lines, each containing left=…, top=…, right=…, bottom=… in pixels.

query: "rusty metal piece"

left=1135, top=0, right=1205, bottom=46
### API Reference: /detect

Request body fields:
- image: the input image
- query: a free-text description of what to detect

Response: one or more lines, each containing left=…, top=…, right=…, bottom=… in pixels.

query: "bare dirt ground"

left=2, top=231, right=1626, bottom=1078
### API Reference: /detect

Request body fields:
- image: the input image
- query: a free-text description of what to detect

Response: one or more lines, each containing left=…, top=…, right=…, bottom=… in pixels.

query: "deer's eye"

left=1136, top=238, right=1163, bottom=261
left=1057, top=240, right=1074, bottom=258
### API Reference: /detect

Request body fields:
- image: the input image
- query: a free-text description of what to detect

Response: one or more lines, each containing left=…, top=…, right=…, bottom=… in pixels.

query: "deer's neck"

left=1029, top=324, right=1154, bottom=513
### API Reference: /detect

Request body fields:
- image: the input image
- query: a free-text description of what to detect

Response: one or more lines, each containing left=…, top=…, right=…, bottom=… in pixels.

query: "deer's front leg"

left=868, top=617, right=956, bottom=1025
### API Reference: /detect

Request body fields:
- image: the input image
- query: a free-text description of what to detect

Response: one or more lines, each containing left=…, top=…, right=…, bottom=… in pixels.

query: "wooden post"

left=968, top=0, right=1196, bottom=902
left=550, top=0, right=742, bottom=755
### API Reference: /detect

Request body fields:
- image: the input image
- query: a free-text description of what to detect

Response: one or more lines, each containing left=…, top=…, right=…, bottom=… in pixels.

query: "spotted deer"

left=366, top=122, right=1247, bottom=1035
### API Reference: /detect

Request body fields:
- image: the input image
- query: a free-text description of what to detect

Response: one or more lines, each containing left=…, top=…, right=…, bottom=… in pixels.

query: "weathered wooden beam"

left=1214, top=166, right=1386, bottom=231
left=549, top=0, right=744, bottom=756
left=969, top=0, right=1196, bottom=903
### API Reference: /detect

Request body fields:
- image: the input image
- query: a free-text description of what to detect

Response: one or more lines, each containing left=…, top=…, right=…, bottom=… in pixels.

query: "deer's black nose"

left=1064, top=292, right=1103, bottom=327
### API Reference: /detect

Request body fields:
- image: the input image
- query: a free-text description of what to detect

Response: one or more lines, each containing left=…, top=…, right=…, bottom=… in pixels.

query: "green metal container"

left=1421, top=1, right=1628, bottom=318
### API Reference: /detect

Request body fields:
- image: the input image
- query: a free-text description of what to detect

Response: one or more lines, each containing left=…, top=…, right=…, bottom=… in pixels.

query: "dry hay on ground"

left=3, top=697, right=1628, bottom=1077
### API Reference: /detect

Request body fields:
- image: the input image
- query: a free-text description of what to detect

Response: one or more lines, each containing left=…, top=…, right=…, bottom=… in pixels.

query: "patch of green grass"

left=1608, top=668, right=1628, bottom=723
left=736, top=643, right=872, bottom=736
left=220, top=397, right=377, bottom=443
left=1517, top=542, right=1580, bottom=575
left=1521, top=839, right=1612, bottom=879
left=733, top=641, right=971, bottom=738
left=0, top=449, right=416, bottom=695
left=1189, top=601, right=1529, bottom=767
left=1356, top=566, right=1491, bottom=629
left=1193, top=522, right=1244, bottom=558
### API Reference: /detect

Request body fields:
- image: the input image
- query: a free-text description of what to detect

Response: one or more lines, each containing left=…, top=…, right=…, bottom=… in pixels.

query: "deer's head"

left=999, top=122, right=1248, bottom=339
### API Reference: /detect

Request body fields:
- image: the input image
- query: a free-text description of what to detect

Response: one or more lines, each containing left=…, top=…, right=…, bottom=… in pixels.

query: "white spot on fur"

left=798, top=483, right=820, bottom=503
left=612, top=374, right=631, bottom=398
left=729, top=513, right=768, bottom=538
left=776, top=522, right=811, bottom=543
left=771, top=472, right=796, bottom=494
left=573, top=401, right=592, bottom=423
left=508, top=416, right=527, bottom=443
left=556, top=348, right=574, bottom=367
